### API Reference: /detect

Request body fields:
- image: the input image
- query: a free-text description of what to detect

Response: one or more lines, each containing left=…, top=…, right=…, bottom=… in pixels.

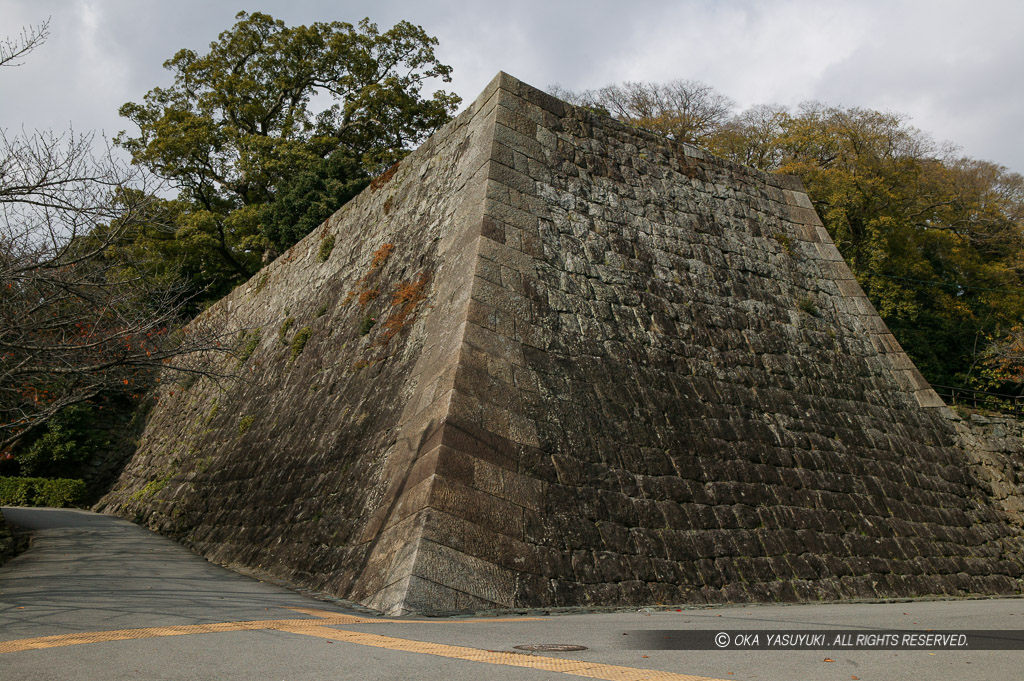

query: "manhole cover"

left=514, top=644, right=588, bottom=652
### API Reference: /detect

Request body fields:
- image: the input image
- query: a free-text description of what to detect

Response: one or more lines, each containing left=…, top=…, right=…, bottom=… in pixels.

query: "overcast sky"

left=2, top=0, right=1022, bottom=172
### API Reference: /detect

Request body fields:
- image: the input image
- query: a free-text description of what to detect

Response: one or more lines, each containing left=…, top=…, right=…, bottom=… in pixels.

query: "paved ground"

left=1, top=507, right=1023, bottom=681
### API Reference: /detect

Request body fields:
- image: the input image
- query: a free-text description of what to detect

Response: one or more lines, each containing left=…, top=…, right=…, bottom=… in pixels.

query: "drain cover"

left=514, top=644, right=588, bottom=652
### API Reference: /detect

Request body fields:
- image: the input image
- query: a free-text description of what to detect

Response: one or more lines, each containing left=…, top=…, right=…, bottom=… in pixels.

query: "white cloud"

left=606, top=2, right=870, bottom=107
left=72, top=1, right=131, bottom=118
left=808, top=0, right=1024, bottom=166
left=0, top=0, right=1021, bottom=171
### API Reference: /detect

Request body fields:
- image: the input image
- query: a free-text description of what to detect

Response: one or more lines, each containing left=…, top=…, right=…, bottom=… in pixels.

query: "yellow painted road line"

left=0, top=609, right=538, bottom=654
left=0, top=617, right=357, bottom=654
left=280, top=624, right=730, bottom=681
left=1, top=610, right=727, bottom=681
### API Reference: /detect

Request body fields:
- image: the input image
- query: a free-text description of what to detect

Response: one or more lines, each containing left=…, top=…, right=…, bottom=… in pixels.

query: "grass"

left=774, top=232, right=793, bottom=255
left=238, top=414, right=255, bottom=435
left=797, top=296, right=819, bottom=317
left=318, top=235, right=336, bottom=263
left=290, top=327, right=313, bottom=361
left=278, top=316, right=295, bottom=344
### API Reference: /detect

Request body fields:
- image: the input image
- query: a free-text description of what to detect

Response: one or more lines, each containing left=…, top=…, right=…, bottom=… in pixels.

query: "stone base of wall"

left=954, top=411, right=1024, bottom=525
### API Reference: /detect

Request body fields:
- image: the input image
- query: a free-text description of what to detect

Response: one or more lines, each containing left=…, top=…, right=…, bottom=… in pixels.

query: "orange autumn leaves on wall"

left=345, top=243, right=430, bottom=348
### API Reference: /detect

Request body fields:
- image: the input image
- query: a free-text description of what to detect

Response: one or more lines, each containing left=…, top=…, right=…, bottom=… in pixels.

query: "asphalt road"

left=2, top=506, right=1023, bottom=681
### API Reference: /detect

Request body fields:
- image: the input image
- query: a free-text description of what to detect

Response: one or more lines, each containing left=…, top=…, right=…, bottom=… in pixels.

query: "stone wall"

left=955, top=413, right=1024, bottom=526
left=100, top=73, right=503, bottom=601
left=411, top=76, right=1024, bottom=609
left=102, top=73, right=1024, bottom=614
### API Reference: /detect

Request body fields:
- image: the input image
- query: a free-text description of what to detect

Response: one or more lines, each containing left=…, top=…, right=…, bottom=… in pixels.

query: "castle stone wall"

left=102, top=74, right=1024, bottom=614
left=100, top=75, right=506, bottom=601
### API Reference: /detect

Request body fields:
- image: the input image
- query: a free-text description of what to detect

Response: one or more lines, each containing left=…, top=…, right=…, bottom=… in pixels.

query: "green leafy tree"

left=258, top=150, right=368, bottom=252
left=117, top=11, right=460, bottom=295
left=708, top=103, right=1024, bottom=388
left=8, top=404, right=100, bottom=478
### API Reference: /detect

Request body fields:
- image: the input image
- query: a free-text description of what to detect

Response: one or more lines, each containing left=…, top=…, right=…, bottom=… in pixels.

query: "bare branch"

left=0, top=18, right=50, bottom=68
left=552, top=79, right=735, bottom=145
left=0, top=125, right=239, bottom=445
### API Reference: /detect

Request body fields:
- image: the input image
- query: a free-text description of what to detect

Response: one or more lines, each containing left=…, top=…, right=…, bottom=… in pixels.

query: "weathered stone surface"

left=954, top=414, right=1024, bottom=525
left=102, top=73, right=1024, bottom=614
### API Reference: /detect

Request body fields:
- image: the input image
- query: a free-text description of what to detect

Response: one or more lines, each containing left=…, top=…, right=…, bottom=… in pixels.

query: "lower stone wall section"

left=955, top=412, right=1024, bottom=526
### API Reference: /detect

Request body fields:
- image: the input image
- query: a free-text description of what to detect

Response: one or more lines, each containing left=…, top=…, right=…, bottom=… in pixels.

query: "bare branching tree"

left=0, top=127, right=241, bottom=449
left=1, top=22, right=240, bottom=450
left=708, top=103, right=790, bottom=171
left=550, top=79, right=735, bottom=145
left=0, top=18, right=50, bottom=68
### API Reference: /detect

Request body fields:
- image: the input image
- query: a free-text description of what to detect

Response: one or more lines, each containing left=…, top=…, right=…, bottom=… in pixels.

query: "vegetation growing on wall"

left=236, top=329, right=262, bottom=366
left=290, top=328, right=313, bottom=361
left=345, top=243, right=395, bottom=327
left=796, top=296, right=820, bottom=318
left=237, top=415, right=255, bottom=435
left=278, top=317, right=295, bottom=345
left=318, top=235, right=337, bottom=263
left=379, top=273, right=431, bottom=345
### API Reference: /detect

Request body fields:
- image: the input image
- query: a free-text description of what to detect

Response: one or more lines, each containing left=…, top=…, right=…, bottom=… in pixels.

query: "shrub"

left=0, top=476, right=87, bottom=507
left=290, top=327, right=313, bottom=361
left=13, top=404, right=103, bottom=478
left=318, top=234, right=336, bottom=262
left=357, top=288, right=379, bottom=306
left=278, top=316, right=295, bottom=344
left=238, top=414, right=255, bottom=435
left=236, top=328, right=261, bottom=365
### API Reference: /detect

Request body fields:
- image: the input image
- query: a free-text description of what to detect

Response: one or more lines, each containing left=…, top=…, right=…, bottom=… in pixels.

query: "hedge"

left=0, top=476, right=87, bottom=507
